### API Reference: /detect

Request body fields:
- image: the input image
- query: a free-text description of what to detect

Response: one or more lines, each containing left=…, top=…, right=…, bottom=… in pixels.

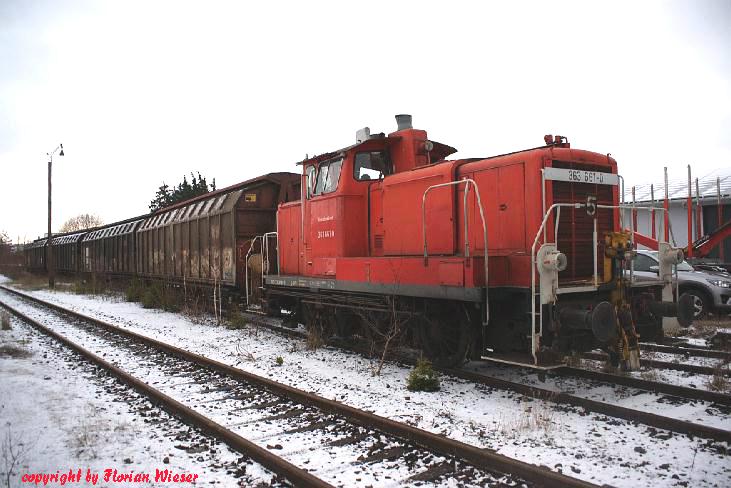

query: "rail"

left=0, top=298, right=332, bottom=488
left=422, top=178, right=489, bottom=325
left=0, top=287, right=601, bottom=488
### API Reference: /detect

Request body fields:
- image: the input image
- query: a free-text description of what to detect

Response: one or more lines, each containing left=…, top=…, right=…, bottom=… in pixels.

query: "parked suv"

left=633, top=250, right=731, bottom=318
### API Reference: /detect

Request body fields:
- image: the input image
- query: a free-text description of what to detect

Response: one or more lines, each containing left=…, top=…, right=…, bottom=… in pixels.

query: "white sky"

left=1, top=0, right=729, bottom=243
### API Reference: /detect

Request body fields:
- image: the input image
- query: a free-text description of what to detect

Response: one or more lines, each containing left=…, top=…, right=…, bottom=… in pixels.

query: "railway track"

left=3, top=285, right=730, bottom=448
left=581, top=351, right=731, bottom=377
left=236, top=304, right=731, bottom=440
left=639, top=342, right=731, bottom=361
left=0, top=288, right=598, bottom=488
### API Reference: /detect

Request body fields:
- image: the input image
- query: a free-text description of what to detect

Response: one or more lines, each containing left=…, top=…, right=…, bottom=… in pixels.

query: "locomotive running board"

left=264, top=275, right=483, bottom=302
left=479, top=353, right=565, bottom=370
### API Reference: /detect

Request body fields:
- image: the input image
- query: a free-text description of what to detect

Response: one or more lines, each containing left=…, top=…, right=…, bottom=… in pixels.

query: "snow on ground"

left=463, top=362, right=731, bottom=430
left=580, top=357, right=730, bottom=393
left=641, top=351, right=728, bottom=369
left=2, top=281, right=731, bottom=487
left=0, top=310, right=278, bottom=487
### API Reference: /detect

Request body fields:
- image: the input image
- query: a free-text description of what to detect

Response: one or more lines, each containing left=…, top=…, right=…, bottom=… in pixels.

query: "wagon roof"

left=51, top=232, right=86, bottom=245
left=139, top=188, right=243, bottom=231
left=26, top=239, right=47, bottom=249
left=151, top=172, right=299, bottom=215
left=83, top=219, right=144, bottom=242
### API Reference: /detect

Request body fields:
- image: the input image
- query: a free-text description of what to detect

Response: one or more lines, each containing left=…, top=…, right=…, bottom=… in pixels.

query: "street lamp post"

left=47, top=143, right=64, bottom=289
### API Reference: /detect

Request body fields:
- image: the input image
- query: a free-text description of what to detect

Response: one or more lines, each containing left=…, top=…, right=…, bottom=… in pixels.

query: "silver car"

left=633, top=250, right=731, bottom=318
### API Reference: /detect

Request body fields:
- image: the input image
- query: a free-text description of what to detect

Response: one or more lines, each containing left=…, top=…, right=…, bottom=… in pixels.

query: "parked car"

left=633, top=250, right=731, bottom=318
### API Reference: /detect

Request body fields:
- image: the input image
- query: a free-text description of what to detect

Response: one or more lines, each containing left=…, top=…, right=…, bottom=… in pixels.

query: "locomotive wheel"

left=418, top=304, right=472, bottom=368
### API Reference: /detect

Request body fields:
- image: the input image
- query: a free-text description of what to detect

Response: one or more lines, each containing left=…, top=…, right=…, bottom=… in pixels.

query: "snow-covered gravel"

left=641, top=351, right=728, bottom=369
left=0, top=311, right=279, bottom=487
left=2, top=281, right=730, bottom=487
left=2, top=297, right=502, bottom=487
left=581, top=357, right=730, bottom=393
left=463, top=362, right=731, bottom=430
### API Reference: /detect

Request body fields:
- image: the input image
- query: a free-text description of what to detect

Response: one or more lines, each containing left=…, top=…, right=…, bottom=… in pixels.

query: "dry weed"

left=640, top=368, right=661, bottom=382
left=11, top=272, right=47, bottom=290
left=497, top=403, right=558, bottom=437
left=306, top=321, right=325, bottom=350
left=706, top=366, right=730, bottom=393
left=234, top=340, right=256, bottom=362
left=70, top=405, right=104, bottom=458
left=1, top=312, right=10, bottom=331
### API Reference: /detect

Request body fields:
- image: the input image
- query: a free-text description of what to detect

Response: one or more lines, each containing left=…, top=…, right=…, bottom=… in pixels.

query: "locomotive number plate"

left=543, top=167, right=619, bottom=186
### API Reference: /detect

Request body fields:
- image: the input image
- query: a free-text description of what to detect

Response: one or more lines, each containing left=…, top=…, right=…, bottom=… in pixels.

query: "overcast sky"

left=1, top=0, right=729, bottom=243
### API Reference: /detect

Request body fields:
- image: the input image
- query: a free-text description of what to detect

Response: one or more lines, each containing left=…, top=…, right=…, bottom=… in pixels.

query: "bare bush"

left=359, top=300, right=408, bottom=376
left=1, top=426, right=33, bottom=488
left=234, top=340, right=256, bottom=362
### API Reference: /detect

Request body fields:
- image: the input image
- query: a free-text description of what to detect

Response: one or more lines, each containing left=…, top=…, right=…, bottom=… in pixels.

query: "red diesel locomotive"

left=260, top=115, right=692, bottom=368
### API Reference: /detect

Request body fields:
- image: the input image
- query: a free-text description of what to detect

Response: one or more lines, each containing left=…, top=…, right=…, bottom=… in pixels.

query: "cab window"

left=314, top=158, right=343, bottom=195
left=354, top=151, right=390, bottom=181
left=306, top=165, right=316, bottom=198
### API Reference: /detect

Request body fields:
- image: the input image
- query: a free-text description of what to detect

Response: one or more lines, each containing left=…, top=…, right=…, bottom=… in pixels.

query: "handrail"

left=245, top=235, right=262, bottom=307
left=263, top=231, right=278, bottom=278
left=530, top=203, right=676, bottom=364
left=422, top=178, right=489, bottom=325
left=530, top=203, right=584, bottom=364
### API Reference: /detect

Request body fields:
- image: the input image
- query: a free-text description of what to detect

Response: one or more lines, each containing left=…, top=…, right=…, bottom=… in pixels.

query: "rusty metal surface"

left=137, top=190, right=241, bottom=285
left=556, top=366, right=731, bottom=407
left=582, top=351, right=730, bottom=377
left=23, top=238, right=47, bottom=270
left=638, top=342, right=731, bottom=361
left=50, top=232, right=86, bottom=273
left=0, top=298, right=333, bottom=488
left=449, top=367, right=731, bottom=443
left=135, top=175, right=296, bottom=288
left=0, top=286, right=599, bottom=488
left=82, top=220, right=143, bottom=274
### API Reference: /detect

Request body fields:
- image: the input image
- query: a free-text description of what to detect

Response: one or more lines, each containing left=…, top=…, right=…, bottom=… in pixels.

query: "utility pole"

left=47, top=144, right=64, bottom=289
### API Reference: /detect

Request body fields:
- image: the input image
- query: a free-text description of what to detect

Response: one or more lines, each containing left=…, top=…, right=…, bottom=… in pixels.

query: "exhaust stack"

left=395, top=114, right=413, bottom=131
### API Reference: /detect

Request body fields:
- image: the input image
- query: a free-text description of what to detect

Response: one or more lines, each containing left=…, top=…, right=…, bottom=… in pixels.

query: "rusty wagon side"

left=135, top=172, right=300, bottom=288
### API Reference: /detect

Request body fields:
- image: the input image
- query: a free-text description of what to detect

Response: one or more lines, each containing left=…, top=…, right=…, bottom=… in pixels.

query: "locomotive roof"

left=297, top=135, right=457, bottom=167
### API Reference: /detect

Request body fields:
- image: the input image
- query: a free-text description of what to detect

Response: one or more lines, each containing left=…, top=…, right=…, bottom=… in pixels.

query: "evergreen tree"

left=148, top=173, right=216, bottom=212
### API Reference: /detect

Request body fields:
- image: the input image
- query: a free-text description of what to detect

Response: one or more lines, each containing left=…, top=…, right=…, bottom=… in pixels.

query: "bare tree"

left=59, top=214, right=103, bottom=233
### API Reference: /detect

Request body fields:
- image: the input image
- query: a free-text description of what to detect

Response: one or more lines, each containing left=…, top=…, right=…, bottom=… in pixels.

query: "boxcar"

left=51, top=232, right=86, bottom=274
left=81, top=219, right=143, bottom=275
left=24, top=238, right=47, bottom=271
left=136, top=172, right=299, bottom=287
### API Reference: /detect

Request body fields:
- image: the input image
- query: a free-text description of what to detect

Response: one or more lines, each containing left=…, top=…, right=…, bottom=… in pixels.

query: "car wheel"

left=684, top=289, right=710, bottom=319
